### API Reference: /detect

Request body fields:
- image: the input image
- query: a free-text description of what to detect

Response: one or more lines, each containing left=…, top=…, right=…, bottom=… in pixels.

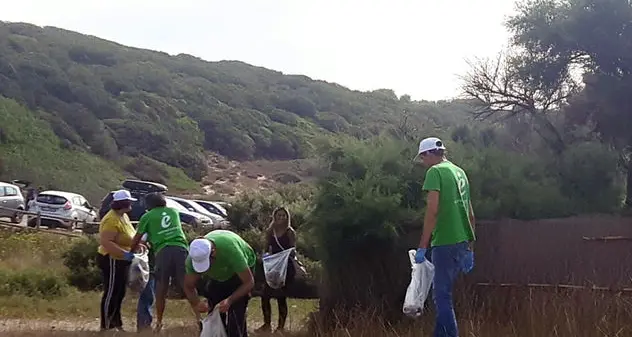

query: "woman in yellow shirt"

left=97, top=189, right=138, bottom=332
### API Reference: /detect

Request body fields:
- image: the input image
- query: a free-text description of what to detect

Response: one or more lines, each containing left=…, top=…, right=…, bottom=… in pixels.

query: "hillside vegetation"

left=0, top=21, right=473, bottom=198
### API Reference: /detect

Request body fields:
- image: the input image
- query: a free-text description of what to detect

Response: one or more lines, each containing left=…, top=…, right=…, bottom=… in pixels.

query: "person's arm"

left=287, top=228, right=297, bottom=248
left=419, top=191, right=440, bottom=249
left=468, top=200, right=475, bottom=232
left=264, top=231, right=272, bottom=254
left=418, top=167, right=441, bottom=249
left=130, top=214, right=149, bottom=253
left=226, top=267, right=255, bottom=305
left=184, top=273, right=204, bottom=321
left=100, top=231, right=128, bottom=258
left=468, top=200, right=475, bottom=252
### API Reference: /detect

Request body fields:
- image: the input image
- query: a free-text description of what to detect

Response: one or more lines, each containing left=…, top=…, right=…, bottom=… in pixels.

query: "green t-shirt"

left=422, top=160, right=475, bottom=247
left=137, top=207, right=188, bottom=254
left=185, top=230, right=256, bottom=282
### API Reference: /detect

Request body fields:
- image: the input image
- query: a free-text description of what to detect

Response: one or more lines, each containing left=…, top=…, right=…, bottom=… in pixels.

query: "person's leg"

left=98, top=254, right=115, bottom=331
left=111, top=259, right=131, bottom=330
left=256, top=288, right=272, bottom=332
left=153, top=247, right=170, bottom=331
left=431, top=243, right=466, bottom=337
left=227, top=293, right=250, bottom=337
left=277, top=296, right=288, bottom=331
left=136, top=274, right=155, bottom=331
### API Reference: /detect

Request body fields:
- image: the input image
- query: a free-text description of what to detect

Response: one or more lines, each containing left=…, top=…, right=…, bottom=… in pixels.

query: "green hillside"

left=0, top=21, right=474, bottom=199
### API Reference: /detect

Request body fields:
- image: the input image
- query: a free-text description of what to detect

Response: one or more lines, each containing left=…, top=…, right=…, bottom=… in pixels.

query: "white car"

left=27, top=191, right=97, bottom=229
left=0, top=181, right=26, bottom=223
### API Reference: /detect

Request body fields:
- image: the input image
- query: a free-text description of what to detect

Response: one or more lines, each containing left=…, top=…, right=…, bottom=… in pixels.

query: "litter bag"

left=262, top=248, right=295, bottom=289
left=402, top=249, right=435, bottom=318
left=200, top=308, right=227, bottom=337
left=127, top=250, right=150, bottom=293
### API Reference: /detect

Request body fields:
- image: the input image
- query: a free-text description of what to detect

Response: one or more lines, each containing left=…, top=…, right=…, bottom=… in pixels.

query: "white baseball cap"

left=112, top=189, right=137, bottom=202
left=417, top=137, right=446, bottom=156
left=189, top=238, right=213, bottom=273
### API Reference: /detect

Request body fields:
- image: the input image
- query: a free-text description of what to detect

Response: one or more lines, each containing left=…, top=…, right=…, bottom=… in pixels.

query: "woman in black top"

left=255, top=207, right=297, bottom=334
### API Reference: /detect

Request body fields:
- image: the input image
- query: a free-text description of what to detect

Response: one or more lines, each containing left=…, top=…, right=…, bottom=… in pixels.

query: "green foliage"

left=0, top=269, right=68, bottom=298
left=226, top=184, right=314, bottom=232
left=62, top=236, right=101, bottom=291
left=309, top=136, right=422, bottom=324
left=0, top=21, right=470, bottom=186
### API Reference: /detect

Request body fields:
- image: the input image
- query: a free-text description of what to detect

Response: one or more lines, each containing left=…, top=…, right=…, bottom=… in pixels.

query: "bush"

left=226, top=184, right=314, bottom=231
left=309, top=136, right=421, bottom=326
left=0, top=269, right=68, bottom=298
left=62, top=236, right=101, bottom=291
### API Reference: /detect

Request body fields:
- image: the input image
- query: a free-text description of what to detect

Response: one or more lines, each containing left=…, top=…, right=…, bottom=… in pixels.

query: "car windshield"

left=187, top=200, right=213, bottom=215
left=166, top=198, right=187, bottom=212
left=37, top=194, right=68, bottom=205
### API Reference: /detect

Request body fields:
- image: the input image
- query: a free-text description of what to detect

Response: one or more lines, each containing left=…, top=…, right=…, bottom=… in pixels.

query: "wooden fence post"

left=35, top=211, right=41, bottom=229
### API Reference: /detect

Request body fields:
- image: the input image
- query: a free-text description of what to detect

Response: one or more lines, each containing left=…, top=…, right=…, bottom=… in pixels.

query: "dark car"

left=97, top=179, right=209, bottom=228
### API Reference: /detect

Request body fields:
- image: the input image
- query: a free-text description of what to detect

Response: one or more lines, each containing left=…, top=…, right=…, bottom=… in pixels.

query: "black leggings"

left=261, top=261, right=295, bottom=328
left=203, top=272, right=252, bottom=337
left=97, top=254, right=131, bottom=330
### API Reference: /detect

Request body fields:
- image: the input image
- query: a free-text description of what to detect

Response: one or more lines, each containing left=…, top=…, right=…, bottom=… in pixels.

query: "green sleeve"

left=228, top=244, right=249, bottom=274
left=137, top=213, right=149, bottom=234
left=185, top=255, right=195, bottom=274
left=422, top=167, right=441, bottom=192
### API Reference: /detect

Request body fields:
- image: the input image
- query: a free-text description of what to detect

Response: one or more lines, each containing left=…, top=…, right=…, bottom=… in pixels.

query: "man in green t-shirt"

left=182, top=230, right=256, bottom=337
left=413, top=137, right=476, bottom=337
left=131, top=192, right=188, bottom=332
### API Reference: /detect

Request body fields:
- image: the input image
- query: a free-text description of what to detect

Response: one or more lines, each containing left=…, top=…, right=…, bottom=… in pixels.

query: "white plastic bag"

left=127, top=249, right=149, bottom=293
left=262, top=248, right=295, bottom=289
left=402, top=249, right=435, bottom=318
left=201, top=308, right=227, bottom=337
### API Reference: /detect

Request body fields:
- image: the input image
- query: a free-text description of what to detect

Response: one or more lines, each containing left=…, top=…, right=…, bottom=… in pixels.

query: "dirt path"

left=0, top=318, right=190, bottom=332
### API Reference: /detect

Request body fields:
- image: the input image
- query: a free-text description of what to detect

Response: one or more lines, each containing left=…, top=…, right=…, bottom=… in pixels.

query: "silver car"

left=27, top=191, right=97, bottom=229
left=0, top=181, right=25, bottom=223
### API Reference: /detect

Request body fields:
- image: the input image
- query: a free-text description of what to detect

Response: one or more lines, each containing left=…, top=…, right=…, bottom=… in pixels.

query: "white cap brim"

left=113, top=197, right=137, bottom=201
left=192, top=259, right=210, bottom=273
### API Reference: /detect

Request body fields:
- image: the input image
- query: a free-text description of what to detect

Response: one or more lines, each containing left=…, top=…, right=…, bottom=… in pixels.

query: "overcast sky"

left=3, top=0, right=516, bottom=101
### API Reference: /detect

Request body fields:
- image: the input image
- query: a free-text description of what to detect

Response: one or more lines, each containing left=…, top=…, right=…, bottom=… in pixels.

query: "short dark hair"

left=111, top=200, right=132, bottom=211
left=145, top=192, right=166, bottom=210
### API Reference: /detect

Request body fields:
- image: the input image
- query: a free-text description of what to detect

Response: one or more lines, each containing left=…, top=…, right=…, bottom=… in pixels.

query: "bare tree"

left=460, top=50, right=580, bottom=153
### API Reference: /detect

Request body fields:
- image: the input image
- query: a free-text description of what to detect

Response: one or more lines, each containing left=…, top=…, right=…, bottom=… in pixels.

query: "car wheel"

left=11, top=209, right=23, bottom=224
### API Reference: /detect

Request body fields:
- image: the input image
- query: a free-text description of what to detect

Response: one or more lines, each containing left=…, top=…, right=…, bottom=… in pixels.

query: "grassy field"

left=2, top=227, right=632, bottom=336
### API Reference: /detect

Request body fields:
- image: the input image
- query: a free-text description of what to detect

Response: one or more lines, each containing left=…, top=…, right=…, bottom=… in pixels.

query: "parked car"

left=27, top=191, right=97, bottom=229
left=0, top=181, right=26, bottom=223
left=98, top=179, right=168, bottom=221
left=169, top=196, right=229, bottom=227
left=98, top=179, right=214, bottom=228
left=193, top=200, right=229, bottom=218
left=164, top=197, right=215, bottom=228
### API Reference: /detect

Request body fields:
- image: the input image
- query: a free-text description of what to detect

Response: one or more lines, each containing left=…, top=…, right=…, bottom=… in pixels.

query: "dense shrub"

left=309, top=136, right=422, bottom=326
left=226, top=184, right=314, bottom=231
left=0, top=269, right=68, bottom=298
left=62, top=236, right=101, bottom=291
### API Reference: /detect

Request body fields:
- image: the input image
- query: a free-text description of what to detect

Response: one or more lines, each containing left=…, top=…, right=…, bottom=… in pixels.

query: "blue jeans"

left=137, top=274, right=155, bottom=331
left=430, top=242, right=473, bottom=337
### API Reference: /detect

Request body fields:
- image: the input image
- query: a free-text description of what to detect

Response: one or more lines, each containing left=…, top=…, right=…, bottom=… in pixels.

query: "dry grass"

left=3, top=228, right=632, bottom=336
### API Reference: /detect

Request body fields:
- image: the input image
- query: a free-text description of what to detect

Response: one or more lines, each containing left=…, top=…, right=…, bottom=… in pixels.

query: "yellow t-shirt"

left=97, top=209, right=136, bottom=259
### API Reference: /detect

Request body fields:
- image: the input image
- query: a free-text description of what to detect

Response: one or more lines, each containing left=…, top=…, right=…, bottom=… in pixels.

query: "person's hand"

left=414, top=248, right=427, bottom=264
left=195, top=300, right=209, bottom=313
left=134, top=244, right=147, bottom=254
left=216, top=298, right=232, bottom=313
left=122, top=251, right=135, bottom=261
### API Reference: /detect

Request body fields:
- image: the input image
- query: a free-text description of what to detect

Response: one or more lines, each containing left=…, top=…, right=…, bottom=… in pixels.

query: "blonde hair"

left=267, top=207, right=292, bottom=233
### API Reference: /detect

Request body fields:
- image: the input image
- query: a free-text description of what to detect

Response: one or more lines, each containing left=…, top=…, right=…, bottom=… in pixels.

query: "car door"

left=0, top=186, right=8, bottom=217
left=72, top=196, right=88, bottom=220
left=4, top=186, right=21, bottom=212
